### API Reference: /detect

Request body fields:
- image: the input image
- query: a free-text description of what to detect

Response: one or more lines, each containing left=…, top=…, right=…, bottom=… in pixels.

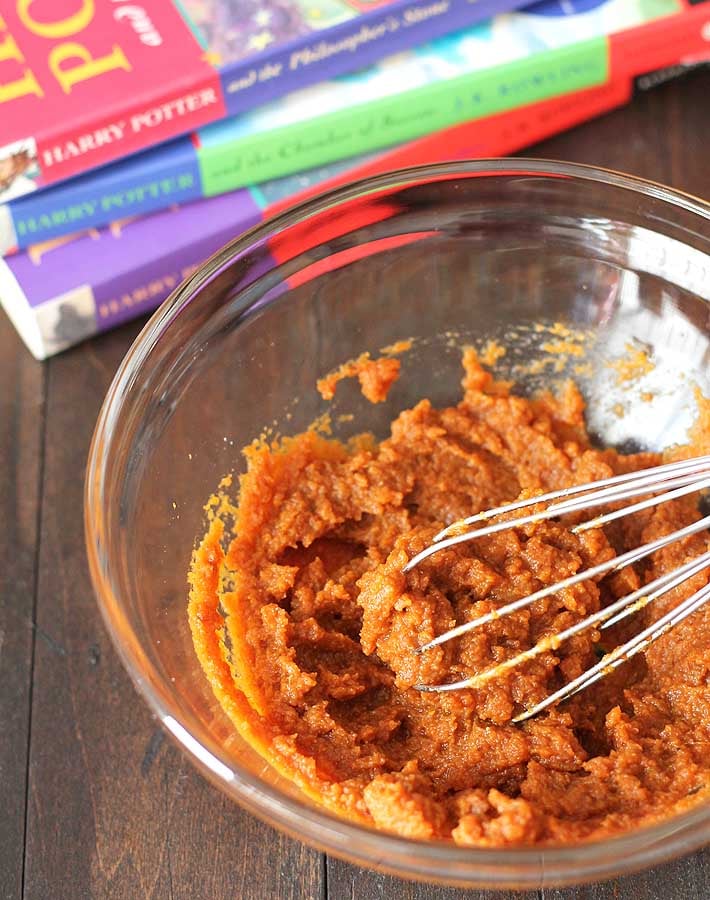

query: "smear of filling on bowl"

left=188, top=348, right=709, bottom=846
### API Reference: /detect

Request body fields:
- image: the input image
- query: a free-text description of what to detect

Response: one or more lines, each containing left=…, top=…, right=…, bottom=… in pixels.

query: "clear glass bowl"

left=85, top=160, right=710, bottom=890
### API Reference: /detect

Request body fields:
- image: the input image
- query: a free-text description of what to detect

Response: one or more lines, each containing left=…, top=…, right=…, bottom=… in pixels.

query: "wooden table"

left=2, top=70, right=710, bottom=900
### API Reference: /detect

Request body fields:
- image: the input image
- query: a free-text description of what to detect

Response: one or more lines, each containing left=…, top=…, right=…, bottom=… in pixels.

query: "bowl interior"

left=89, top=162, right=710, bottom=888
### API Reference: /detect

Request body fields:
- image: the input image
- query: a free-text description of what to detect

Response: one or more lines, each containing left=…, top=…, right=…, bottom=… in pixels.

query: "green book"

left=1, top=0, right=680, bottom=255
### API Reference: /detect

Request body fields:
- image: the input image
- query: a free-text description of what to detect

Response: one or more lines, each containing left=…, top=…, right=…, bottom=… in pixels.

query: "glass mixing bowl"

left=85, top=160, right=710, bottom=889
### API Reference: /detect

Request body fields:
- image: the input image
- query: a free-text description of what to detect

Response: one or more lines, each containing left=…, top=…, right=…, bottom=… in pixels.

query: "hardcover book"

left=0, top=0, right=528, bottom=205
left=0, top=0, right=697, bottom=257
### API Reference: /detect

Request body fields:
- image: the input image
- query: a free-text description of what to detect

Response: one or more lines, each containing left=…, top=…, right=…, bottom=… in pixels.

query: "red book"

left=270, top=0, right=710, bottom=222
left=0, top=2, right=224, bottom=195
left=3, top=0, right=708, bottom=359
left=0, top=0, right=531, bottom=203
left=267, top=0, right=710, bottom=271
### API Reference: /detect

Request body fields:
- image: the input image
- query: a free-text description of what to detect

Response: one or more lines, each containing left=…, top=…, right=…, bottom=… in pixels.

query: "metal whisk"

left=404, top=455, right=710, bottom=722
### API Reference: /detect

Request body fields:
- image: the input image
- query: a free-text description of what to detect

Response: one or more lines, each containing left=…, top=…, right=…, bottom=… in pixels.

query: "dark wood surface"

left=2, top=72, right=710, bottom=900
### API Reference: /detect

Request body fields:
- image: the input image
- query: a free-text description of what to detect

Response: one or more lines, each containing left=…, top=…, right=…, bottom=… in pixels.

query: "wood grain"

left=326, top=859, right=537, bottom=900
left=0, top=312, right=45, bottom=900
left=521, top=70, right=710, bottom=197
left=542, top=849, right=710, bottom=900
left=21, top=324, right=323, bottom=900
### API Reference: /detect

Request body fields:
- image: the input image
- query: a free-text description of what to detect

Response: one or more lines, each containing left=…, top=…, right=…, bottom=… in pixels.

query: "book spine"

left=33, top=72, right=224, bottom=189
left=217, top=0, right=532, bottom=117
left=4, top=48, right=705, bottom=361
left=88, top=225, right=252, bottom=335
left=5, top=4, right=709, bottom=258
left=1, top=0, right=530, bottom=200
left=2, top=140, right=202, bottom=255
left=0, top=247, right=214, bottom=361
left=0, top=192, right=263, bottom=358
left=0, top=37, right=608, bottom=256
left=0, top=2, right=225, bottom=190
left=199, top=40, right=608, bottom=195
left=609, top=0, right=710, bottom=77
left=632, top=59, right=710, bottom=94
left=267, top=79, right=635, bottom=220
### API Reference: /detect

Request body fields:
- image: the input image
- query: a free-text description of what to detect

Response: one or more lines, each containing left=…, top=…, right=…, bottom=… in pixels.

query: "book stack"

left=1, top=0, right=708, bottom=359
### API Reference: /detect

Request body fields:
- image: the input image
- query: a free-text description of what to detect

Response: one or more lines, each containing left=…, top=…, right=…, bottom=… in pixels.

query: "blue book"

left=0, top=0, right=529, bottom=220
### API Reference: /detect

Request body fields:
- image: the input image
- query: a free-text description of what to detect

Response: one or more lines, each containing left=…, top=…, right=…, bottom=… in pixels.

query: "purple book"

left=0, top=0, right=533, bottom=256
left=0, top=156, right=364, bottom=359
left=185, top=0, right=533, bottom=116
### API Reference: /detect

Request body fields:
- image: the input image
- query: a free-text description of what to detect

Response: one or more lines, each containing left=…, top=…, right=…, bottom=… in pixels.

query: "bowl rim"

left=85, top=158, right=710, bottom=888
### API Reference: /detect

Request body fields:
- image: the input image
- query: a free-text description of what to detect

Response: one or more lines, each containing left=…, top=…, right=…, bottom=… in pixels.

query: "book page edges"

left=0, top=259, right=45, bottom=359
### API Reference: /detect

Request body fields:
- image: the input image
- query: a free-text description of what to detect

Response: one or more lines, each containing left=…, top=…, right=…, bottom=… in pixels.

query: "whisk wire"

left=405, top=456, right=710, bottom=719
left=407, top=456, right=710, bottom=572
left=514, top=580, right=710, bottom=723
left=415, top=551, right=710, bottom=696
left=572, top=476, right=710, bottom=533
left=432, top=455, right=710, bottom=542
left=416, top=515, right=710, bottom=654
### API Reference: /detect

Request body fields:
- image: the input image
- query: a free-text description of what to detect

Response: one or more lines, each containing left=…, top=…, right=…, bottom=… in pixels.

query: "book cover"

left=0, top=164, right=339, bottom=359
left=0, top=0, right=693, bottom=257
left=184, top=0, right=534, bottom=116
left=2, top=12, right=707, bottom=360
left=273, top=0, right=710, bottom=209
left=0, top=2, right=223, bottom=194
left=0, top=0, right=531, bottom=207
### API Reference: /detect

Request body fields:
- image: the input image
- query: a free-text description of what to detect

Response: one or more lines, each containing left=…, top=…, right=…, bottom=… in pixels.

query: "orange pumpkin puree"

left=188, top=350, right=710, bottom=846
left=317, top=352, right=402, bottom=404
